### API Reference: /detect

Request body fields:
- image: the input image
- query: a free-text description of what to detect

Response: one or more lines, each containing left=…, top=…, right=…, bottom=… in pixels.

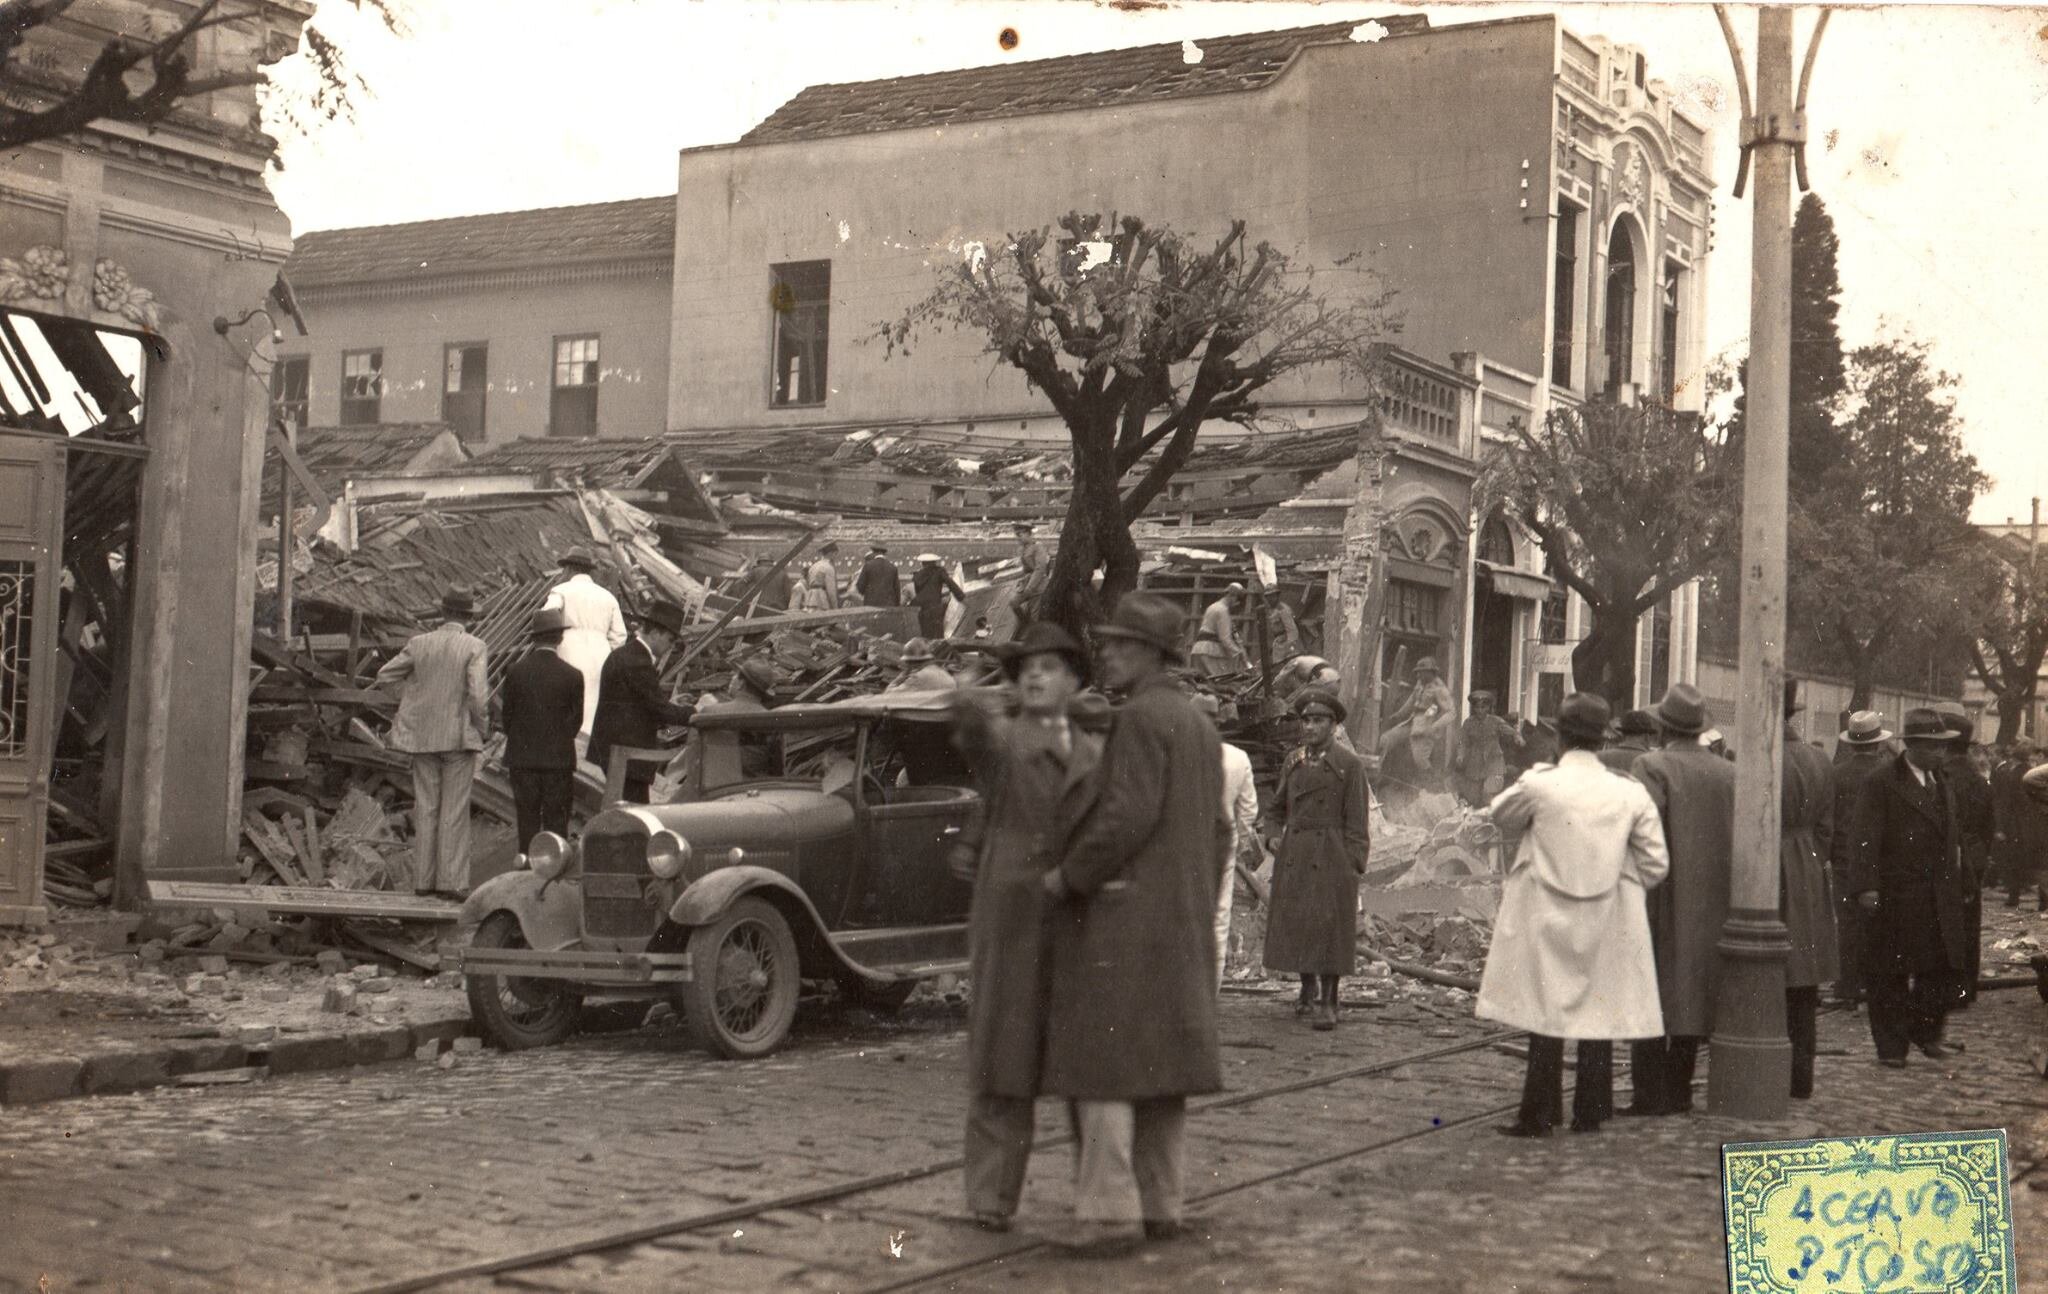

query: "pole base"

left=1706, top=908, right=1792, bottom=1121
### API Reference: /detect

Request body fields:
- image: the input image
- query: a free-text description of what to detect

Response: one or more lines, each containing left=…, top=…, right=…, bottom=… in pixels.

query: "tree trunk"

left=1570, top=605, right=1639, bottom=712
left=1040, top=424, right=1140, bottom=642
left=1996, top=690, right=2029, bottom=746
left=1846, top=664, right=1874, bottom=714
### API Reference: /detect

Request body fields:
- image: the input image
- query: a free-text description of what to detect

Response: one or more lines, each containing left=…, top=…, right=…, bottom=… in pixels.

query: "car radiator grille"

left=581, top=831, right=657, bottom=940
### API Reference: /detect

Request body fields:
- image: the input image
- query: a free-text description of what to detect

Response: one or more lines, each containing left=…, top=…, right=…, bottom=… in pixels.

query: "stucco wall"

left=669, top=15, right=1558, bottom=433
left=291, top=270, right=673, bottom=442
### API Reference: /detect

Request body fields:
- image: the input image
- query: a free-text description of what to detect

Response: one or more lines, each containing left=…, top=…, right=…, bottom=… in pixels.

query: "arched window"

left=1478, top=516, right=1515, bottom=567
left=1604, top=223, right=1636, bottom=395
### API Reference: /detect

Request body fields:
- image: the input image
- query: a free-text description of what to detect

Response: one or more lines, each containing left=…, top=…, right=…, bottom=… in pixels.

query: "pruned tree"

left=0, top=0, right=402, bottom=153
left=1965, top=534, right=2048, bottom=745
left=1478, top=392, right=1741, bottom=708
left=1789, top=336, right=1986, bottom=710
left=878, top=212, right=1399, bottom=636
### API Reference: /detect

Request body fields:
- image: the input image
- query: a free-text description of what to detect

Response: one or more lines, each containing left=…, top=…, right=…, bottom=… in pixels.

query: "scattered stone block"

left=136, top=943, right=166, bottom=965
left=349, top=964, right=380, bottom=981
left=436, top=1051, right=456, bottom=1070
left=451, top=1037, right=484, bottom=1054
left=315, top=950, right=348, bottom=974
left=182, top=974, right=206, bottom=996
left=0, top=1058, right=83, bottom=1105
left=237, top=1025, right=277, bottom=1046
left=415, top=1040, right=443, bottom=1062
left=196, top=955, right=230, bottom=975
left=258, top=986, right=289, bottom=1004
left=358, top=977, right=395, bottom=995
left=322, top=981, right=358, bottom=1013
left=79, top=1051, right=172, bottom=1096
left=196, top=975, right=228, bottom=996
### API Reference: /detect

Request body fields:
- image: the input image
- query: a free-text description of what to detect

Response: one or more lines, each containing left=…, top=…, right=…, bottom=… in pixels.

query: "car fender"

left=668, top=866, right=872, bottom=982
left=459, top=870, right=584, bottom=952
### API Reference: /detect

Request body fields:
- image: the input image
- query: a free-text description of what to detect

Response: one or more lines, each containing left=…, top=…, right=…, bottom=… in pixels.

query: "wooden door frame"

left=0, top=432, right=67, bottom=925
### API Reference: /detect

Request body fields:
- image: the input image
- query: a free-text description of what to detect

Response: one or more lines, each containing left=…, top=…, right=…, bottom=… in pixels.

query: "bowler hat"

left=440, top=588, right=476, bottom=618
left=1295, top=687, right=1347, bottom=723
left=558, top=546, right=597, bottom=572
left=900, top=637, right=937, bottom=665
left=1093, top=591, right=1187, bottom=662
left=1618, top=708, right=1659, bottom=737
left=1839, top=711, right=1892, bottom=745
left=1899, top=708, right=1950, bottom=742
left=1412, top=657, right=1442, bottom=677
left=1652, top=683, right=1710, bottom=736
left=529, top=605, right=568, bottom=636
left=640, top=601, right=689, bottom=637
left=1556, top=691, right=1613, bottom=743
left=1002, top=622, right=1088, bottom=682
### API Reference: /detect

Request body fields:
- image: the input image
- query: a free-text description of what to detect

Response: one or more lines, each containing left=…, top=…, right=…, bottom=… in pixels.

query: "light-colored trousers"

left=1214, top=868, right=1235, bottom=992
left=410, top=750, right=477, bottom=892
left=964, top=1093, right=1035, bottom=1218
left=1071, top=1097, right=1187, bottom=1227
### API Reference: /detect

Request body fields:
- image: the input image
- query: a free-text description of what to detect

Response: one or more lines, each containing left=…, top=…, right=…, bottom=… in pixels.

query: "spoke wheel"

left=682, top=896, right=801, bottom=1059
left=465, top=911, right=584, bottom=1050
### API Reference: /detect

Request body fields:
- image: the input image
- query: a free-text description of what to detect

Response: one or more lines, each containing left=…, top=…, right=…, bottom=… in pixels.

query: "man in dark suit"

left=1844, top=707, right=1970, bottom=1068
left=588, top=601, right=696, bottom=804
left=854, top=543, right=901, bottom=609
left=500, top=606, right=584, bottom=851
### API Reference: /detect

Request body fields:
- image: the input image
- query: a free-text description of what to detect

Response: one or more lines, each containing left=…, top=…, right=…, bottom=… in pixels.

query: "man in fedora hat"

left=1477, top=691, right=1668, bottom=1137
left=1039, top=591, right=1226, bottom=1254
left=805, top=541, right=843, bottom=611
left=375, top=588, right=490, bottom=898
left=545, top=547, right=628, bottom=752
left=1843, top=708, right=1970, bottom=1067
left=1624, top=682, right=1735, bottom=1115
left=1597, top=709, right=1660, bottom=774
left=587, top=601, right=697, bottom=804
left=887, top=638, right=956, bottom=693
left=1829, top=711, right=1894, bottom=1005
left=1779, top=682, right=1839, bottom=1098
left=1261, top=687, right=1369, bottom=1029
left=948, top=621, right=1101, bottom=1233
left=500, top=605, right=584, bottom=853
left=855, top=543, right=902, bottom=611
left=910, top=553, right=965, bottom=640
left=1189, top=583, right=1248, bottom=677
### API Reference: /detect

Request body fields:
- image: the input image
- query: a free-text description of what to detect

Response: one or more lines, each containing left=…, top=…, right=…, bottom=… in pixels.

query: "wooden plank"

left=242, top=814, right=308, bottom=887
left=280, top=815, right=324, bottom=886
left=301, top=807, right=326, bottom=885
left=146, top=880, right=460, bottom=923
left=248, top=685, right=395, bottom=708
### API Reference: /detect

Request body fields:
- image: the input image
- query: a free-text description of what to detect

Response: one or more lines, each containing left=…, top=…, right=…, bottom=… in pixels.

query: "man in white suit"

left=374, top=588, right=490, bottom=898
left=545, top=546, right=626, bottom=750
left=1477, top=691, right=1669, bottom=1137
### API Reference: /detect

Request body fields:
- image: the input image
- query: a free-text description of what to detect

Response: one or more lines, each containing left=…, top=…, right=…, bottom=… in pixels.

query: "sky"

left=262, top=0, right=2048, bottom=525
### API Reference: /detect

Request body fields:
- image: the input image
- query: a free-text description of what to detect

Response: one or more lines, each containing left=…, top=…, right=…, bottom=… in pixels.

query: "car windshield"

left=698, top=723, right=856, bottom=795
left=864, top=716, right=974, bottom=789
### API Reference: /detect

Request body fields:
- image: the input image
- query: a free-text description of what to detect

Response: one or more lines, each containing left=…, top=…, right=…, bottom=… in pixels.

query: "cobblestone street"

left=3, top=972, right=2044, bottom=1293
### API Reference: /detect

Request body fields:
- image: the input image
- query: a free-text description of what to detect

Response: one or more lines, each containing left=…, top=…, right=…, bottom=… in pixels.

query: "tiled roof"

left=286, top=196, right=676, bottom=288
left=739, top=16, right=1430, bottom=145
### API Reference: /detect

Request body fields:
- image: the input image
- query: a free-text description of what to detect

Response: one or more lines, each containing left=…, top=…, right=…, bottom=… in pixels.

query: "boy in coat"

left=499, top=606, right=584, bottom=853
left=1477, top=691, right=1668, bottom=1136
left=375, top=588, right=490, bottom=898
left=1261, top=688, right=1369, bottom=1029
left=949, top=623, right=1099, bottom=1234
left=587, top=601, right=696, bottom=804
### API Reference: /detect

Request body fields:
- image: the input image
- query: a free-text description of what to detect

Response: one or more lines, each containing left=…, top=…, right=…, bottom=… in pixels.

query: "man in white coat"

left=545, top=547, right=627, bottom=750
left=1477, top=691, right=1669, bottom=1138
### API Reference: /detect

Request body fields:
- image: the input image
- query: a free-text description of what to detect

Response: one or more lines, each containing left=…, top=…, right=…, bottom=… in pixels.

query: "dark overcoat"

left=1947, top=755, right=1992, bottom=993
left=1041, top=673, right=1227, bottom=1100
left=855, top=556, right=902, bottom=609
left=1630, top=745, right=1737, bottom=1036
left=1843, top=755, right=1968, bottom=976
left=587, top=639, right=695, bottom=774
left=1831, top=747, right=1893, bottom=877
left=1779, top=731, right=1839, bottom=988
left=501, top=649, right=584, bottom=771
left=1261, top=742, right=1370, bottom=974
left=953, top=706, right=1102, bottom=1098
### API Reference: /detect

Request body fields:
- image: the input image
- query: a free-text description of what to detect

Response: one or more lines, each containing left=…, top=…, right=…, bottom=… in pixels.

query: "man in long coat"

left=587, top=602, right=696, bottom=804
left=1830, top=711, right=1895, bottom=1005
left=949, top=623, right=1099, bottom=1233
left=374, top=588, right=489, bottom=898
left=1844, top=708, right=1970, bottom=1067
left=545, top=548, right=626, bottom=748
left=804, top=541, right=842, bottom=610
left=1261, top=688, right=1369, bottom=1029
left=499, top=606, right=584, bottom=853
left=1990, top=743, right=2042, bottom=908
left=910, top=553, right=966, bottom=640
left=1780, top=685, right=1839, bottom=1100
left=1625, top=683, right=1734, bottom=1116
left=1040, top=592, right=1226, bottom=1255
left=854, top=543, right=901, bottom=610
left=1477, top=691, right=1667, bottom=1137
left=1936, top=708, right=1993, bottom=1002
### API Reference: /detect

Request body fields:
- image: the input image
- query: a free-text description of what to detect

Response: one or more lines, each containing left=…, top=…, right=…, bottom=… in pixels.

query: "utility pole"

left=1336, top=402, right=1390, bottom=754
left=1709, top=5, right=1827, bottom=1120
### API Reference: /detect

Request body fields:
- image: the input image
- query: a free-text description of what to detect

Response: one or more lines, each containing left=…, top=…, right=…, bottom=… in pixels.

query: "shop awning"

left=1478, top=560, right=1553, bottom=602
left=1386, top=557, right=1456, bottom=589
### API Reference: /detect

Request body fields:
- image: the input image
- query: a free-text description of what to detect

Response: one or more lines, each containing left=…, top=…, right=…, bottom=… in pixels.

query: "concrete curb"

left=0, top=1014, right=478, bottom=1106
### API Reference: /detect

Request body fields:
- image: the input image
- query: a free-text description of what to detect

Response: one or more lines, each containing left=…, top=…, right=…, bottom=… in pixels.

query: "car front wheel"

left=681, top=896, right=802, bottom=1059
left=466, top=911, right=584, bottom=1050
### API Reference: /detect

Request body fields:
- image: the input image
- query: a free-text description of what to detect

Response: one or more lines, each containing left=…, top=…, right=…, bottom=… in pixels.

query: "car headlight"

left=528, top=832, right=573, bottom=881
left=647, top=830, right=692, bottom=880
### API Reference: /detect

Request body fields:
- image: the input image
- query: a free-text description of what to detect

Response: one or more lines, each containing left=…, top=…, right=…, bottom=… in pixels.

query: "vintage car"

left=454, top=691, right=978, bottom=1058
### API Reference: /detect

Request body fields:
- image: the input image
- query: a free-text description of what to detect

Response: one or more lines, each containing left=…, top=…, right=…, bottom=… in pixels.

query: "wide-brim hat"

left=640, top=601, right=689, bottom=637
left=558, top=546, right=597, bottom=572
left=1412, top=656, right=1442, bottom=676
left=1093, top=591, right=1187, bottom=663
left=529, top=605, right=568, bottom=636
left=1839, top=710, right=1893, bottom=745
left=1001, top=622, right=1088, bottom=682
left=1556, top=691, right=1612, bottom=742
left=1899, top=707, right=1949, bottom=742
left=899, top=637, right=937, bottom=665
left=1652, top=683, right=1710, bottom=736
left=1294, top=687, right=1347, bottom=723
left=441, top=588, right=476, bottom=617
left=1933, top=703, right=1974, bottom=746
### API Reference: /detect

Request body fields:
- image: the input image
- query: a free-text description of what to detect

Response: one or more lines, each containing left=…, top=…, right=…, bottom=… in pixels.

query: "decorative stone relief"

left=91, top=259, right=165, bottom=331
left=1614, top=141, right=1647, bottom=208
left=0, top=245, right=71, bottom=306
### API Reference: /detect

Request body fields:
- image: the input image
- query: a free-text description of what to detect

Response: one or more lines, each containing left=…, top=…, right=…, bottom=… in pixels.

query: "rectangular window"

left=1551, top=204, right=1579, bottom=388
left=1659, top=263, right=1682, bottom=403
left=1539, top=588, right=1569, bottom=644
left=442, top=343, right=488, bottom=441
left=769, top=260, right=831, bottom=407
left=550, top=335, right=598, bottom=438
left=340, top=349, right=382, bottom=425
left=271, top=355, right=309, bottom=432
